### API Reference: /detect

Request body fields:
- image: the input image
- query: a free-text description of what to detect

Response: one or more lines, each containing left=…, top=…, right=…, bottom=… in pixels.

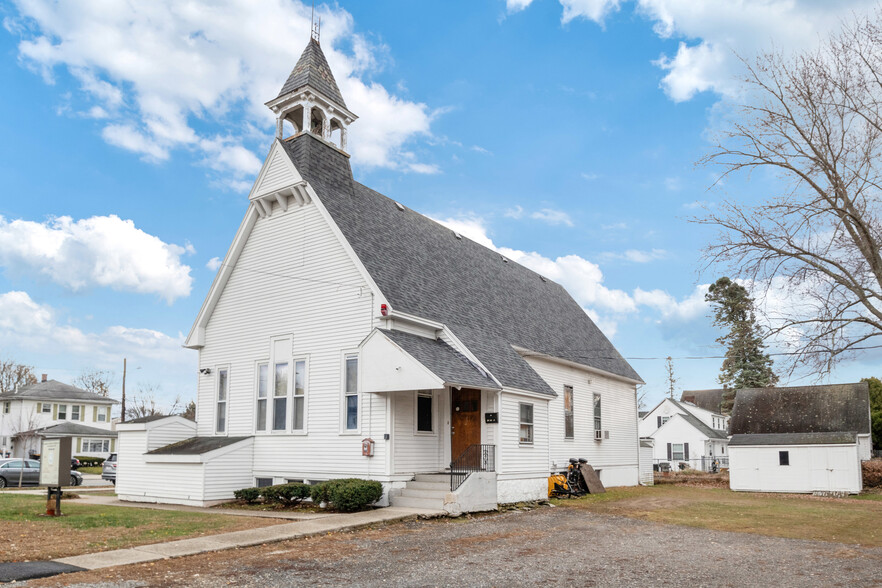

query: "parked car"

left=71, top=457, right=81, bottom=470
left=102, top=453, right=117, bottom=484
left=0, top=458, right=82, bottom=488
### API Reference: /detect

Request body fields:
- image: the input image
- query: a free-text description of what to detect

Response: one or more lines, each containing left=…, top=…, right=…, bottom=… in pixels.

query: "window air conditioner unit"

left=594, top=430, right=603, bottom=441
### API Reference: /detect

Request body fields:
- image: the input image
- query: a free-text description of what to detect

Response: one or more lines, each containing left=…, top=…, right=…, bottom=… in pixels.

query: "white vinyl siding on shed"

left=729, top=443, right=862, bottom=494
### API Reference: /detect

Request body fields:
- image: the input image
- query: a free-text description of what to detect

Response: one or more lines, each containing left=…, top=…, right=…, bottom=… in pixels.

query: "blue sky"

left=1, top=0, right=879, bottom=411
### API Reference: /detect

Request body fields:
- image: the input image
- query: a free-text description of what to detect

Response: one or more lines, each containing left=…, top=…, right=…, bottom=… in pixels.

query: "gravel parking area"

left=30, top=505, right=882, bottom=587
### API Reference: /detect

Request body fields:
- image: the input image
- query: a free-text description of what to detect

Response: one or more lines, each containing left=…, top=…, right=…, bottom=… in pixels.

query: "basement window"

left=255, top=477, right=273, bottom=488
left=779, top=451, right=789, bottom=466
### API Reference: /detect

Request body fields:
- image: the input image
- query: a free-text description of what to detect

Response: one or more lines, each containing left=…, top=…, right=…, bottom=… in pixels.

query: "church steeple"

left=265, top=35, right=357, bottom=153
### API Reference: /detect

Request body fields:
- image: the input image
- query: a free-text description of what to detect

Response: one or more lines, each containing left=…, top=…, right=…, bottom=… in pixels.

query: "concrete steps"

left=390, top=474, right=451, bottom=510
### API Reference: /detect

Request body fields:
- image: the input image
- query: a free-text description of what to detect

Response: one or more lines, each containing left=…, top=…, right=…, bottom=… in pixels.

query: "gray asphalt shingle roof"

left=681, top=389, right=730, bottom=414
left=0, top=380, right=118, bottom=404
left=280, top=133, right=642, bottom=395
left=729, top=432, right=857, bottom=446
left=381, top=329, right=499, bottom=390
left=729, top=383, right=871, bottom=436
left=147, top=436, right=251, bottom=455
left=15, top=422, right=117, bottom=438
left=276, top=38, right=347, bottom=108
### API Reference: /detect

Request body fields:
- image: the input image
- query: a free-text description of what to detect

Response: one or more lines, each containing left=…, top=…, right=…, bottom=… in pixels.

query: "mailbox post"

left=39, top=438, right=71, bottom=516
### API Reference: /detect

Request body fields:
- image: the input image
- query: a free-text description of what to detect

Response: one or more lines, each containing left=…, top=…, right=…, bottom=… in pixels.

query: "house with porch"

left=638, top=397, right=729, bottom=471
left=116, top=36, right=643, bottom=512
left=0, top=376, right=117, bottom=459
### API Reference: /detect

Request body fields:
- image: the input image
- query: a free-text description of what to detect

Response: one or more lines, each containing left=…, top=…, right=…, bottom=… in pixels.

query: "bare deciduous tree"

left=74, top=368, right=114, bottom=397
left=665, top=356, right=678, bottom=399
left=696, top=10, right=882, bottom=374
left=125, top=383, right=163, bottom=420
left=0, top=357, right=37, bottom=395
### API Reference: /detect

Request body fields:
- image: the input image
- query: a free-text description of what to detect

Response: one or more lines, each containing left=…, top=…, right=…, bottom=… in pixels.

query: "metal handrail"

left=449, top=444, right=495, bottom=491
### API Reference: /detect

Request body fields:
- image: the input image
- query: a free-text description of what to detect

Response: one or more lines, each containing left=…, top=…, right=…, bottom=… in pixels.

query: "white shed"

left=728, top=433, right=862, bottom=494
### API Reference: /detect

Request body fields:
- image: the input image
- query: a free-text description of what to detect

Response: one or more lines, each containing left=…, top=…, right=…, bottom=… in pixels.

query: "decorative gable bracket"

left=251, top=180, right=312, bottom=218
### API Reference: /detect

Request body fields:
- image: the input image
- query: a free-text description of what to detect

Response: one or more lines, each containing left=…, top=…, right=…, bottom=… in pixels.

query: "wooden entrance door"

left=451, top=388, right=481, bottom=461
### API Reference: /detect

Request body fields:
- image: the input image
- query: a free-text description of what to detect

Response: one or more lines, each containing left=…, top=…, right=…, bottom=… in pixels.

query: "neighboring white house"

left=116, top=37, right=644, bottom=511
left=728, top=383, right=872, bottom=494
left=0, top=376, right=118, bottom=458
left=639, top=398, right=729, bottom=471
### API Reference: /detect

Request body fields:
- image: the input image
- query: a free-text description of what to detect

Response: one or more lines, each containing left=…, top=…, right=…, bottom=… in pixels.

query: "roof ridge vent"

left=540, top=276, right=548, bottom=282
left=501, top=256, right=509, bottom=263
left=394, top=201, right=405, bottom=211
left=453, top=232, right=462, bottom=240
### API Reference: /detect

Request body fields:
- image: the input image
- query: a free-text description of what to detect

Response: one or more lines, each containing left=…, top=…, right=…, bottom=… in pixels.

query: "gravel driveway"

left=33, top=505, right=882, bottom=588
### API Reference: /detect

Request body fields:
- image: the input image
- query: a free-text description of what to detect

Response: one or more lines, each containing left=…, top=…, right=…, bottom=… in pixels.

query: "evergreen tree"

left=861, top=377, right=882, bottom=450
left=706, top=277, right=778, bottom=399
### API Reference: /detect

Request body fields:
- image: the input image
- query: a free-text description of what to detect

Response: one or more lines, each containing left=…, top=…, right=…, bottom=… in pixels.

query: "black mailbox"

left=484, top=412, right=499, bottom=424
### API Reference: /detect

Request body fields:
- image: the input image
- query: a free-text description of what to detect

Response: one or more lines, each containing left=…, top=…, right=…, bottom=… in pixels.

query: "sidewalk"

left=53, top=505, right=444, bottom=571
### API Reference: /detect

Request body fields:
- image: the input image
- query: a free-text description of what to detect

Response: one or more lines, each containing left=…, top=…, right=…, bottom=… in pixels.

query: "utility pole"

left=121, top=357, right=127, bottom=423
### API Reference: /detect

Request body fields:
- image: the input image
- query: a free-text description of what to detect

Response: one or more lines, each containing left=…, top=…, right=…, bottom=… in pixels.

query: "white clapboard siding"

left=147, top=420, right=197, bottom=452
left=392, top=390, right=444, bottom=474
left=729, top=444, right=862, bottom=493
left=499, top=392, right=549, bottom=476
left=253, top=144, right=303, bottom=197
left=525, top=356, right=639, bottom=486
left=203, top=443, right=256, bottom=500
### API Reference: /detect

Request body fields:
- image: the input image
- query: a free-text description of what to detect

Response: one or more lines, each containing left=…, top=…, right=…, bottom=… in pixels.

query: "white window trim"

left=672, top=443, right=685, bottom=461
left=57, top=404, right=68, bottom=420
left=413, top=390, right=436, bottom=436
left=254, top=360, right=270, bottom=434
left=340, top=350, right=360, bottom=435
left=291, top=356, right=309, bottom=435
left=519, top=402, right=534, bottom=445
left=41, top=403, right=51, bottom=414
left=216, top=365, right=230, bottom=436
left=270, top=360, right=292, bottom=434
left=593, top=393, right=602, bottom=433
left=563, top=385, right=574, bottom=440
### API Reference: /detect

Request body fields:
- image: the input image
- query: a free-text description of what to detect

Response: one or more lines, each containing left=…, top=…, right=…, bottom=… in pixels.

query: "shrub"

left=310, top=479, right=348, bottom=504
left=273, top=483, right=312, bottom=504
left=863, top=460, right=882, bottom=488
left=234, top=487, right=261, bottom=503
left=327, top=479, right=383, bottom=512
left=74, top=456, right=106, bottom=467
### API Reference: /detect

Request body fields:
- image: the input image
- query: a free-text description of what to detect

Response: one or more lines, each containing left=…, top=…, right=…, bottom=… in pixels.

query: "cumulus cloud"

left=601, top=248, right=668, bottom=263
left=560, top=0, right=623, bottom=24
left=7, top=0, right=438, bottom=189
left=506, top=0, right=536, bottom=12
left=530, top=208, right=574, bottom=227
left=206, top=257, right=223, bottom=272
left=0, top=215, right=193, bottom=303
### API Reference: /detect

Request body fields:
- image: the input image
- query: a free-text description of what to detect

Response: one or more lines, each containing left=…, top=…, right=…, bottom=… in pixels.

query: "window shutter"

left=52, top=404, right=58, bottom=420
left=76, top=438, right=81, bottom=453
left=667, top=443, right=672, bottom=460
left=111, top=438, right=116, bottom=452
left=106, top=406, right=111, bottom=421
left=657, top=416, right=662, bottom=428
left=684, top=443, right=689, bottom=461
left=37, top=402, right=42, bottom=413
left=93, top=406, right=98, bottom=421
left=81, top=405, right=86, bottom=421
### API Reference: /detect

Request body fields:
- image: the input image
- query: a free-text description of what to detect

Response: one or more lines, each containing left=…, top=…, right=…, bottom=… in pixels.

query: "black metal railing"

left=450, top=444, right=495, bottom=491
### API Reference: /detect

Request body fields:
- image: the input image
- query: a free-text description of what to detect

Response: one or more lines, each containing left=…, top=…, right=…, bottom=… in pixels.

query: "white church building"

left=116, top=36, right=644, bottom=512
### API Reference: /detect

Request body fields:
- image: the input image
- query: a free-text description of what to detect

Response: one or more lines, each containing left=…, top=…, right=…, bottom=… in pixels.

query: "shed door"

left=451, top=388, right=481, bottom=461
left=810, top=449, right=829, bottom=490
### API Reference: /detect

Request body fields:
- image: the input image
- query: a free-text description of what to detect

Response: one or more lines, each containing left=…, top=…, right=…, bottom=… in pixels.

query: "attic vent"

left=501, top=256, right=509, bottom=263
left=394, top=202, right=405, bottom=211
left=540, top=276, right=548, bottom=283
left=454, top=232, right=462, bottom=240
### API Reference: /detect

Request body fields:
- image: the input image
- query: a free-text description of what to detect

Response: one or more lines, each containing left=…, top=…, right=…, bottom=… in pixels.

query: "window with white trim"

left=3, top=401, right=9, bottom=414
left=71, top=405, right=81, bottom=421
left=216, top=368, right=228, bottom=434
left=519, top=403, right=534, bottom=444
left=593, top=394, right=602, bottom=433
left=563, top=385, right=574, bottom=439
left=416, top=391, right=433, bottom=433
left=293, top=359, right=306, bottom=431
left=256, top=363, right=268, bottom=432
left=58, top=404, right=67, bottom=420
left=97, top=408, right=107, bottom=422
left=344, top=355, right=358, bottom=430
left=83, top=438, right=110, bottom=452
left=273, top=362, right=289, bottom=431
left=672, top=443, right=685, bottom=461
left=41, top=403, right=51, bottom=413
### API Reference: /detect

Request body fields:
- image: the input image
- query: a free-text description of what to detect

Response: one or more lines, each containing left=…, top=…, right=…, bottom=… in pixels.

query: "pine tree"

left=706, top=277, right=778, bottom=400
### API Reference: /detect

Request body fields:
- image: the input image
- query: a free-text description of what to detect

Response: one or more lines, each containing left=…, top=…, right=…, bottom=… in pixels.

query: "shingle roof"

left=147, top=436, right=251, bottom=455
left=729, top=383, right=870, bottom=436
left=729, top=432, right=857, bottom=446
left=0, top=380, right=118, bottom=404
left=681, top=389, right=730, bottom=414
left=280, top=134, right=641, bottom=395
left=15, top=422, right=117, bottom=438
left=381, top=329, right=499, bottom=390
left=276, top=38, right=347, bottom=108
left=676, top=411, right=728, bottom=440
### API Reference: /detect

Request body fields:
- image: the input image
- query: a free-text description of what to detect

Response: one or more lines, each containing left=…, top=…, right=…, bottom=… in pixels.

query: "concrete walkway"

left=53, top=505, right=444, bottom=571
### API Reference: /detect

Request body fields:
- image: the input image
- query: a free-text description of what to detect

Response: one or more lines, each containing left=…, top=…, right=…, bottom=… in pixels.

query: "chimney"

left=41, top=374, right=47, bottom=383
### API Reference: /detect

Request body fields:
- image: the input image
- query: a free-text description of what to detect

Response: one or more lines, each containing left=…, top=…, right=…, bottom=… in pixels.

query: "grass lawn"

left=554, top=485, right=882, bottom=547
left=76, top=466, right=103, bottom=475
left=0, top=493, right=283, bottom=562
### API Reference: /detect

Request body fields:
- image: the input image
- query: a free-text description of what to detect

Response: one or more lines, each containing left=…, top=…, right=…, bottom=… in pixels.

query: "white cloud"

left=505, top=205, right=525, bottom=219
left=8, top=0, right=438, bottom=188
left=600, top=248, right=667, bottom=263
left=531, top=208, right=574, bottom=227
left=634, top=284, right=707, bottom=321
left=206, top=257, right=222, bottom=272
left=560, top=0, right=623, bottom=25
left=507, top=0, right=536, bottom=12
left=602, top=221, right=627, bottom=230
left=581, top=172, right=599, bottom=181
left=0, top=215, right=193, bottom=303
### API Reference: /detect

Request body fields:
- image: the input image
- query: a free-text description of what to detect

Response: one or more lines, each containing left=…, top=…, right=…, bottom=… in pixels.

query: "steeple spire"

left=265, top=33, right=356, bottom=152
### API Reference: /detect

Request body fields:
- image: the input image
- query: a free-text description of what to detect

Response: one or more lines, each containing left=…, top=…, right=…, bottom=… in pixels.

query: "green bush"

left=233, top=487, right=261, bottom=503
left=74, top=456, right=106, bottom=467
left=309, top=478, right=354, bottom=504
left=327, top=479, right=383, bottom=512
left=272, top=483, right=312, bottom=504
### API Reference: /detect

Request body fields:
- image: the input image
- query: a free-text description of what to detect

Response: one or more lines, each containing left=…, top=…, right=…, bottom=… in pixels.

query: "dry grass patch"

left=0, top=493, right=285, bottom=562
left=557, top=485, right=882, bottom=547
